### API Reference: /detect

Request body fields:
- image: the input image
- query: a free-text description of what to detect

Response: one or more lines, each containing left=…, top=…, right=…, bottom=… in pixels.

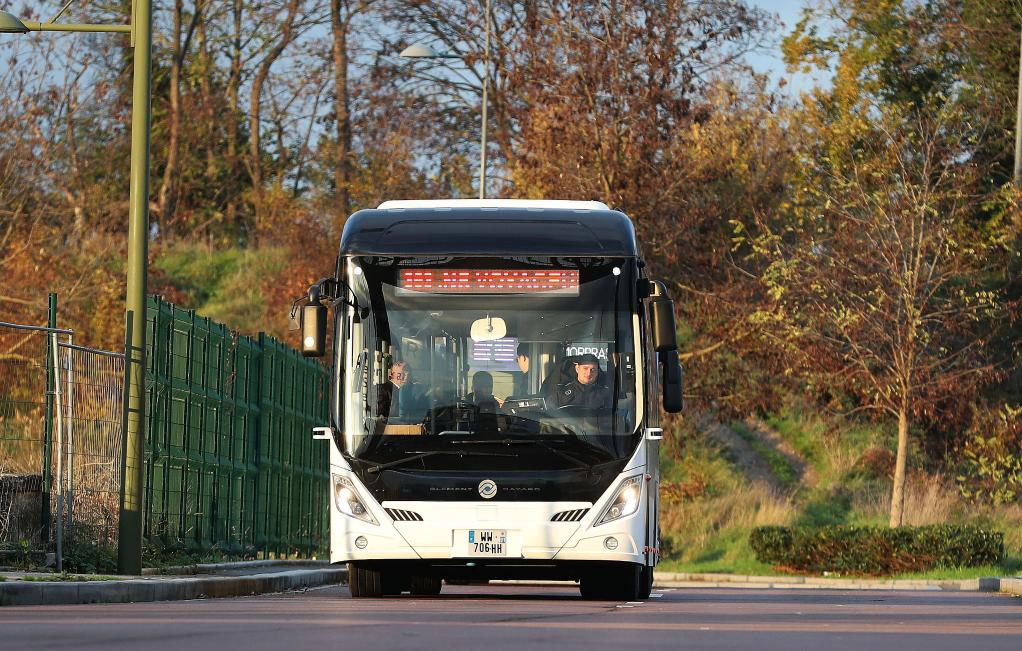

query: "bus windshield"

left=341, top=256, right=641, bottom=471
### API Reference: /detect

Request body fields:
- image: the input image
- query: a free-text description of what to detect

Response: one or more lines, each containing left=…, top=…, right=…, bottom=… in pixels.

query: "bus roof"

left=340, top=202, right=638, bottom=257
left=377, top=199, right=610, bottom=211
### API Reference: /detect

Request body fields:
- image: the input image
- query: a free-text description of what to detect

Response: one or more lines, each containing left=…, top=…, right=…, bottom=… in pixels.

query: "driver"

left=551, top=353, right=613, bottom=410
left=376, top=360, right=425, bottom=420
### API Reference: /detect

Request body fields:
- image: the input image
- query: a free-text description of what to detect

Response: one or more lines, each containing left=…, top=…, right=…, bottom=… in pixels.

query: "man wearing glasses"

left=376, top=359, right=425, bottom=421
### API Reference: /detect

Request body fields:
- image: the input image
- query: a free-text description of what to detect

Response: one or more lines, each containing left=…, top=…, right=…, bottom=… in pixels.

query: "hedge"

left=749, top=525, right=1004, bottom=575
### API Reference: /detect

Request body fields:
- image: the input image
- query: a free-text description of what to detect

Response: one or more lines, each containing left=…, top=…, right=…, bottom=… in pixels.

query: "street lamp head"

left=0, top=10, right=29, bottom=33
left=400, top=42, right=440, bottom=58
left=399, top=42, right=460, bottom=59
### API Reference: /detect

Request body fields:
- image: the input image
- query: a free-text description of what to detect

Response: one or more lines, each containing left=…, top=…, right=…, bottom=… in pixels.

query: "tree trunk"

left=247, top=0, right=301, bottom=217
left=197, top=10, right=216, bottom=184
left=157, top=0, right=185, bottom=233
left=331, top=0, right=352, bottom=225
left=225, top=0, right=243, bottom=225
left=889, top=404, right=910, bottom=527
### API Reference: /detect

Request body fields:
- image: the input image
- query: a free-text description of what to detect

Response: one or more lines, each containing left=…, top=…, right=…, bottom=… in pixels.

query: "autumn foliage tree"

left=500, top=1, right=794, bottom=410
left=752, top=101, right=1005, bottom=526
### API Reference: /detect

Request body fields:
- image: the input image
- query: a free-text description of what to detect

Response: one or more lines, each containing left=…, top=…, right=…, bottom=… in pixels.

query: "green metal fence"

left=144, top=296, right=328, bottom=558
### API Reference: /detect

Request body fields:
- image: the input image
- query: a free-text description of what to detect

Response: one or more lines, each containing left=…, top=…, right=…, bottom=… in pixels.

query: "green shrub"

left=749, top=524, right=1004, bottom=575
left=64, top=538, right=117, bottom=574
left=957, top=404, right=1022, bottom=505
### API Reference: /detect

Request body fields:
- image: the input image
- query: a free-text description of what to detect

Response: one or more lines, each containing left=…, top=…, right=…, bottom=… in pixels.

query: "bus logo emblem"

left=478, top=479, right=497, bottom=499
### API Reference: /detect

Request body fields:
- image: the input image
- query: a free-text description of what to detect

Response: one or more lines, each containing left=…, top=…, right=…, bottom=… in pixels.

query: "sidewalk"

left=0, top=560, right=345, bottom=607
left=653, top=571, right=1022, bottom=594
left=2, top=564, right=1019, bottom=606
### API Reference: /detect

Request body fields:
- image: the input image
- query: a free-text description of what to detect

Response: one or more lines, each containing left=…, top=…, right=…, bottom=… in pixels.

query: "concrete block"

left=120, top=580, right=156, bottom=603
left=154, top=579, right=202, bottom=602
left=0, top=582, right=44, bottom=606
left=202, top=577, right=242, bottom=599
left=977, top=577, right=1000, bottom=592
left=41, top=583, right=79, bottom=604
left=78, top=582, right=119, bottom=604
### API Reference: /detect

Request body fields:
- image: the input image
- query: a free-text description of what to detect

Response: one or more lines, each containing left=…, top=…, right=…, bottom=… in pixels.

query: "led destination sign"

left=397, top=269, right=579, bottom=295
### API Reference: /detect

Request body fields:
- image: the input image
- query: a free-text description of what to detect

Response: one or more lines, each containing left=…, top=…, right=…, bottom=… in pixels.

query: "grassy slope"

left=153, top=243, right=288, bottom=334
left=658, top=402, right=1022, bottom=578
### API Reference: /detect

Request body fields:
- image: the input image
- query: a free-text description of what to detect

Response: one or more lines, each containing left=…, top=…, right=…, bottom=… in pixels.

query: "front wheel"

left=409, top=574, right=442, bottom=596
left=639, top=564, right=653, bottom=600
left=348, top=562, right=384, bottom=598
left=579, top=562, right=644, bottom=601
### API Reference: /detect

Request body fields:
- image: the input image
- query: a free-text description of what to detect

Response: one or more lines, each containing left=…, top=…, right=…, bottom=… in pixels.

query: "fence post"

left=40, top=292, right=56, bottom=544
left=64, top=342, right=75, bottom=551
left=254, top=332, right=265, bottom=557
left=50, top=333, right=64, bottom=572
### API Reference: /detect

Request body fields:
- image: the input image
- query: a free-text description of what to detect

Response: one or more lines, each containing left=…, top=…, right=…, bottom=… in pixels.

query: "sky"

left=746, top=0, right=833, bottom=96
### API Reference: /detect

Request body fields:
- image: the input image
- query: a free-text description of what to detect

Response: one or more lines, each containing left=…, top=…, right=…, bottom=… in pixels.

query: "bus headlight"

left=332, top=474, right=378, bottom=525
left=596, top=475, right=642, bottom=526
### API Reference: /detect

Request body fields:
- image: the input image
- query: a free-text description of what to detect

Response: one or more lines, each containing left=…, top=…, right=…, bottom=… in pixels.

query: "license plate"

left=467, top=529, right=507, bottom=556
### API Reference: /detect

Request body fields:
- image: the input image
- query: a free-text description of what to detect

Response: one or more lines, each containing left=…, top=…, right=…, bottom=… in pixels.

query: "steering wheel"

left=554, top=404, right=591, bottom=416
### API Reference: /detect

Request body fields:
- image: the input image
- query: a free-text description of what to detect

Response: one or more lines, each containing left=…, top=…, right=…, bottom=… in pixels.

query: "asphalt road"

left=0, top=583, right=1020, bottom=650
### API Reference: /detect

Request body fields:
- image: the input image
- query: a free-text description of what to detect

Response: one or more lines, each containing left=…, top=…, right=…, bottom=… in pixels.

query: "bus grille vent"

left=551, top=509, right=589, bottom=522
left=386, top=508, right=424, bottom=522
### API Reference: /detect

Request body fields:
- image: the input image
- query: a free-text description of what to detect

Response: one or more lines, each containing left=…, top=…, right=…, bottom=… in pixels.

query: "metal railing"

left=0, top=322, right=56, bottom=550
left=54, top=341, right=125, bottom=551
left=144, top=296, right=328, bottom=558
left=0, top=315, right=118, bottom=571
left=1, top=295, right=329, bottom=569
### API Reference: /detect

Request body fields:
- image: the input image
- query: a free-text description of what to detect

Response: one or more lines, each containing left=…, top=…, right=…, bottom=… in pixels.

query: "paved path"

left=0, top=583, right=1019, bottom=650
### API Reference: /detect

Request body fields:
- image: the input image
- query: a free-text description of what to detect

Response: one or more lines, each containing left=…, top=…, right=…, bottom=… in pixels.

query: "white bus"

left=298, top=200, right=682, bottom=599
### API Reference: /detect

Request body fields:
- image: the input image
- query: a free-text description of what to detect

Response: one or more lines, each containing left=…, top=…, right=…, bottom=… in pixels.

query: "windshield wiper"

left=452, top=437, right=593, bottom=470
left=365, top=449, right=518, bottom=474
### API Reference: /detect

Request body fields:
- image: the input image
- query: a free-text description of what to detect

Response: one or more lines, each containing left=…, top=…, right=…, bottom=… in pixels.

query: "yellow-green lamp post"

left=0, top=3, right=152, bottom=575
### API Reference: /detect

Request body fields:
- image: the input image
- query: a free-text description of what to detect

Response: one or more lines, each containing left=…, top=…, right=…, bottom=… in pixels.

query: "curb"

left=653, top=572, right=1015, bottom=593
left=0, top=567, right=347, bottom=607
left=3, top=568, right=1019, bottom=606
left=141, top=559, right=327, bottom=576
left=1001, top=578, right=1022, bottom=597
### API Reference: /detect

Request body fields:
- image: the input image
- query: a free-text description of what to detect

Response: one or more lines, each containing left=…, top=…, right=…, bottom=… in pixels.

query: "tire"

left=579, top=563, right=644, bottom=601
left=579, top=573, right=610, bottom=600
left=639, top=565, right=653, bottom=600
left=409, top=574, right=442, bottom=596
left=616, top=563, right=643, bottom=601
left=382, top=572, right=409, bottom=596
left=348, top=562, right=384, bottom=598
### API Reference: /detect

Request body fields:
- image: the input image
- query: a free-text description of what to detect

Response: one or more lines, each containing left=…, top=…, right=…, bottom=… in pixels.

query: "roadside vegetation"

left=658, top=401, right=1022, bottom=578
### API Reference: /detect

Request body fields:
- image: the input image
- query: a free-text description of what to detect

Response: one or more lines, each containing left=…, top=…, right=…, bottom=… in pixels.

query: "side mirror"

left=649, top=281, right=677, bottom=352
left=661, top=349, right=683, bottom=413
left=301, top=303, right=327, bottom=357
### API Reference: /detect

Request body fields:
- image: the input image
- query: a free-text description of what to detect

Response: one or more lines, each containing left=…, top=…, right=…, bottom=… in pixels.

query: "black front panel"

left=353, top=460, right=629, bottom=503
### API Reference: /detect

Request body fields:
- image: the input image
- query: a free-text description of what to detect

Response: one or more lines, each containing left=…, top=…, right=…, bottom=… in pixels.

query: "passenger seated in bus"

left=550, top=353, right=614, bottom=410
left=375, top=360, right=426, bottom=420
left=465, top=371, right=502, bottom=409
left=465, top=370, right=501, bottom=433
left=511, top=344, right=531, bottom=397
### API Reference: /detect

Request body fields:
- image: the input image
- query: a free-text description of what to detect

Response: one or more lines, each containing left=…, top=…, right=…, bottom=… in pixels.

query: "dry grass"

left=848, top=473, right=968, bottom=526
left=902, top=475, right=961, bottom=525
left=662, top=481, right=797, bottom=559
left=822, top=441, right=860, bottom=485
